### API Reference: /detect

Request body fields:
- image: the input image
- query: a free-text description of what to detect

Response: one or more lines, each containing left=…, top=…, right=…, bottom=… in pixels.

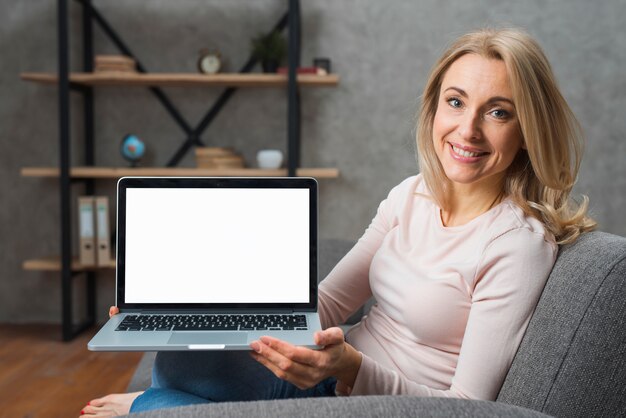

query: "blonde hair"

left=416, top=28, right=596, bottom=245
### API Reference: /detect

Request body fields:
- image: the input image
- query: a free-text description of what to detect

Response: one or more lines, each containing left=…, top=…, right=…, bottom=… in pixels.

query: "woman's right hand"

left=109, top=306, right=119, bottom=318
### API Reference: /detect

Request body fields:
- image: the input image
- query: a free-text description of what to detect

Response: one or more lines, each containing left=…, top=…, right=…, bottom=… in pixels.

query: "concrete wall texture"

left=1, top=0, right=624, bottom=323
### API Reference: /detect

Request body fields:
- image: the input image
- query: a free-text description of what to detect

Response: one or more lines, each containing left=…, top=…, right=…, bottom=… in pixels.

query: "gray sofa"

left=123, top=232, right=626, bottom=417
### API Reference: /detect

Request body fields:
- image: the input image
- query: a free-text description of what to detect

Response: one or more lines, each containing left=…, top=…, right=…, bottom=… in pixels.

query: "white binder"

left=95, top=196, right=111, bottom=267
left=78, top=196, right=96, bottom=266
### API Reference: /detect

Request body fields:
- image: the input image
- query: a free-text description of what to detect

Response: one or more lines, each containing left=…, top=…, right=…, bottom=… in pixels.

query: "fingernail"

left=81, top=411, right=84, bottom=415
left=250, top=341, right=261, bottom=352
left=87, top=402, right=90, bottom=406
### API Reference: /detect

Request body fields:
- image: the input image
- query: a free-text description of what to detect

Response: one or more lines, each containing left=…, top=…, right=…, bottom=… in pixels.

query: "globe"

left=120, top=134, right=145, bottom=167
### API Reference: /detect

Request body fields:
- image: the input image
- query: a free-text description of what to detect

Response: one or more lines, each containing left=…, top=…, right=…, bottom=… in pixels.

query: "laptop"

left=88, top=176, right=322, bottom=351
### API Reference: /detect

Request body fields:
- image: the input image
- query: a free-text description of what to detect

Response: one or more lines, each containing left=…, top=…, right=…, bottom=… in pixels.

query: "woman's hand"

left=249, top=327, right=362, bottom=391
left=109, top=306, right=119, bottom=318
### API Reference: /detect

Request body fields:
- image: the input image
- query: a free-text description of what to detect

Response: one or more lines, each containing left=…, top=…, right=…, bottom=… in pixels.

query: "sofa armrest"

left=122, top=396, right=553, bottom=418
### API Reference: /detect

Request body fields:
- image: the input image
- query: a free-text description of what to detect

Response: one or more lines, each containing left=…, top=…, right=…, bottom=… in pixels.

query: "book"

left=195, top=147, right=245, bottom=169
left=94, top=55, right=137, bottom=73
left=277, top=66, right=326, bottom=75
left=94, top=54, right=136, bottom=66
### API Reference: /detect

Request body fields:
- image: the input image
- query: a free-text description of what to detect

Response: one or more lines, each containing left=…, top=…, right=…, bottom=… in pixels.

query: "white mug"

left=256, top=149, right=283, bottom=169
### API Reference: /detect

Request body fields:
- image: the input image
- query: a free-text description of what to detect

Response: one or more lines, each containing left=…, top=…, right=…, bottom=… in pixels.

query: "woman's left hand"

left=249, top=327, right=362, bottom=390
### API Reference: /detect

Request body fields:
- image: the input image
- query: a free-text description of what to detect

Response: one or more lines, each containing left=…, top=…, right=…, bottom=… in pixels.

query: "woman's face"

left=432, top=53, right=524, bottom=190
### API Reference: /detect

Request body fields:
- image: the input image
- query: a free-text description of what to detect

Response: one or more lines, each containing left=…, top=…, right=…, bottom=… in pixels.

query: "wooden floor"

left=0, top=325, right=143, bottom=418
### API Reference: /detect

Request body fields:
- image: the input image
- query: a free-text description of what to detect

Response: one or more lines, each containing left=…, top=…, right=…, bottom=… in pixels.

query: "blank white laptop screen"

left=124, top=188, right=310, bottom=304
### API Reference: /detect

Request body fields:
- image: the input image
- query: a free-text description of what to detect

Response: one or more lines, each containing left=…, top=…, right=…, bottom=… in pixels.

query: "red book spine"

left=277, top=67, right=319, bottom=74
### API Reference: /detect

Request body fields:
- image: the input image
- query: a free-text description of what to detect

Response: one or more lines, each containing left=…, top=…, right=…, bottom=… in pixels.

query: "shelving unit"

left=22, top=0, right=339, bottom=341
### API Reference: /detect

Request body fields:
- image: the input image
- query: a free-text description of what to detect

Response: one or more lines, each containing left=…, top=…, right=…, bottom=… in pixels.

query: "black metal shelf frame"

left=57, top=0, right=303, bottom=340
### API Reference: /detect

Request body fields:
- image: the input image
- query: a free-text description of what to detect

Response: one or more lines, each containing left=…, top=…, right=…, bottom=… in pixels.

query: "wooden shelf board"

left=23, top=257, right=115, bottom=272
left=21, top=166, right=340, bottom=179
left=20, top=72, right=339, bottom=87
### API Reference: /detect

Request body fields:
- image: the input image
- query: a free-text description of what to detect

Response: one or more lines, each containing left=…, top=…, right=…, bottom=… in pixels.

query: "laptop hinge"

left=120, top=308, right=304, bottom=314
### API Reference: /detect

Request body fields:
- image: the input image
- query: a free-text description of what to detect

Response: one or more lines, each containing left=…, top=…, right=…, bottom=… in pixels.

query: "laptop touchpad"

left=168, top=332, right=247, bottom=345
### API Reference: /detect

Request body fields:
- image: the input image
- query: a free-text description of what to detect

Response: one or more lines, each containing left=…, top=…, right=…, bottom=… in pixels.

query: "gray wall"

left=1, top=0, right=624, bottom=324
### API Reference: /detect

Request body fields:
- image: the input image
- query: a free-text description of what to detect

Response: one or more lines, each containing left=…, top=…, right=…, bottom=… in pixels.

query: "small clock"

left=197, top=48, right=222, bottom=74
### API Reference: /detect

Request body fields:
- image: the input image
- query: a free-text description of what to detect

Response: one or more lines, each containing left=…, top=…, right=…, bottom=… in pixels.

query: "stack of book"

left=94, top=55, right=137, bottom=73
left=195, top=147, right=245, bottom=169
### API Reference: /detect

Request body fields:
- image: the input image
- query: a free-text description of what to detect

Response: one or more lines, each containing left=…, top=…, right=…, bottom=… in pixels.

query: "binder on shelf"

left=78, top=196, right=96, bottom=266
left=95, top=196, right=111, bottom=267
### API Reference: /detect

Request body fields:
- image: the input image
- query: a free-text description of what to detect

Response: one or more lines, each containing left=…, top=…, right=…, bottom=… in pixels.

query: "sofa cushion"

left=497, top=231, right=626, bottom=417
left=122, top=395, right=552, bottom=418
left=127, top=352, right=157, bottom=393
left=318, top=239, right=354, bottom=280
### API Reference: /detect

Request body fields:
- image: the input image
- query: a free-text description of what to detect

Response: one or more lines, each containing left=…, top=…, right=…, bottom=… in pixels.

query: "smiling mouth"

left=450, top=143, right=489, bottom=158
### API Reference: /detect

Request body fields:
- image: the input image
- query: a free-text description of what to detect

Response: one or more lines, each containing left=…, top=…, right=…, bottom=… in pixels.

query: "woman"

left=81, top=27, right=595, bottom=416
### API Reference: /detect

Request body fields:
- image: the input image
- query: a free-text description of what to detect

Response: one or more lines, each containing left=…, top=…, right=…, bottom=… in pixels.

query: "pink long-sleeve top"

left=318, top=174, right=557, bottom=400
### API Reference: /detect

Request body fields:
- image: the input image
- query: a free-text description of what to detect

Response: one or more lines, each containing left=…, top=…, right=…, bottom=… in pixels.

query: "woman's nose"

left=457, top=111, right=481, bottom=141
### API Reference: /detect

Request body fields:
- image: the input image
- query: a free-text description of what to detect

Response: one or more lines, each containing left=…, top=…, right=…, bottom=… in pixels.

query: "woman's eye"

left=490, top=109, right=509, bottom=119
left=447, top=98, right=462, bottom=108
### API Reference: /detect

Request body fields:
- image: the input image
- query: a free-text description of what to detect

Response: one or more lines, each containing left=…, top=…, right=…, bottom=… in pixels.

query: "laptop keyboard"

left=115, top=314, right=308, bottom=331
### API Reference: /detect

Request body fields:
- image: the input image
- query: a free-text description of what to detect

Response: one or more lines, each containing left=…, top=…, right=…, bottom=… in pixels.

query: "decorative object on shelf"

left=195, top=147, right=245, bottom=169
left=256, top=149, right=284, bottom=169
left=197, top=48, right=222, bottom=74
left=313, top=57, right=332, bottom=75
left=94, top=55, right=137, bottom=73
left=251, top=31, right=287, bottom=73
left=277, top=66, right=326, bottom=75
left=120, top=134, right=146, bottom=167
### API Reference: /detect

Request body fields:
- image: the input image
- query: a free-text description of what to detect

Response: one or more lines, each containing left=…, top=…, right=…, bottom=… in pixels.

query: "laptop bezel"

left=115, top=176, right=318, bottom=312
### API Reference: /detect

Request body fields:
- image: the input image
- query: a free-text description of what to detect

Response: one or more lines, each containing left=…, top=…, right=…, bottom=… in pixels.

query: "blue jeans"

left=130, top=351, right=337, bottom=413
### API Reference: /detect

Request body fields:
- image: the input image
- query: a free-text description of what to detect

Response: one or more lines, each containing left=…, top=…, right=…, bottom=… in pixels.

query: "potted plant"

left=251, top=31, right=287, bottom=73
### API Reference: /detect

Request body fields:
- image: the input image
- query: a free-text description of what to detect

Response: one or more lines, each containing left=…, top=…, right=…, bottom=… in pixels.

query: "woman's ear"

left=521, top=141, right=527, bottom=150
